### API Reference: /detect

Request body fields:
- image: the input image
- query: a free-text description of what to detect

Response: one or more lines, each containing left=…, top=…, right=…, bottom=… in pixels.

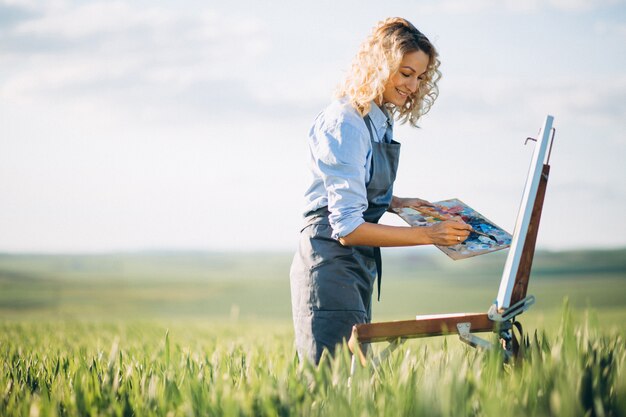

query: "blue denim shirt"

left=303, top=98, right=393, bottom=240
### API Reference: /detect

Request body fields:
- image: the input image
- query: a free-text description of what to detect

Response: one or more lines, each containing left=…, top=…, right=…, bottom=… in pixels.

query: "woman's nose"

left=407, top=78, right=419, bottom=93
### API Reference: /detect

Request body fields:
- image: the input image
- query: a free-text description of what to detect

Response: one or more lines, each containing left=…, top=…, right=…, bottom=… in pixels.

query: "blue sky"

left=1, top=0, right=625, bottom=252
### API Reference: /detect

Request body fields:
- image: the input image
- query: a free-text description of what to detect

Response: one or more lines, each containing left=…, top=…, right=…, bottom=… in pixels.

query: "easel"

left=348, top=115, right=556, bottom=369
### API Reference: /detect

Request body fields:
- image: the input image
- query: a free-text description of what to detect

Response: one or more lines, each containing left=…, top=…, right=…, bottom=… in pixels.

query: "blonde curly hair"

left=336, top=17, right=441, bottom=126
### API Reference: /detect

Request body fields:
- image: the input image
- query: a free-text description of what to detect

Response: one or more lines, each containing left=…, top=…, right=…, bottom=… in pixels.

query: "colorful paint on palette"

left=393, top=198, right=512, bottom=260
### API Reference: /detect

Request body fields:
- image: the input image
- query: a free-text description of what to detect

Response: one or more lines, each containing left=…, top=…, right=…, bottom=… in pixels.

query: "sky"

left=1, top=0, right=625, bottom=253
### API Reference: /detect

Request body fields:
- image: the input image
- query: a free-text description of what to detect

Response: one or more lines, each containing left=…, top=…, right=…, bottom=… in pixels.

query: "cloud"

left=594, top=20, right=626, bottom=39
left=0, top=1, right=277, bottom=123
left=437, top=75, right=626, bottom=136
left=547, top=0, right=624, bottom=12
left=0, top=1, right=40, bottom=28
left=528, top=78, right=626, bottom=133
left=13, top=2, right=166, bottom=38
left=417, top=0, right=625, bottom=14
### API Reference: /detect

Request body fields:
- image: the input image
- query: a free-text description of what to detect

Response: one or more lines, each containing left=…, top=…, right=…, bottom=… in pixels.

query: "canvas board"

left=495, top=115, right=554, bottom=309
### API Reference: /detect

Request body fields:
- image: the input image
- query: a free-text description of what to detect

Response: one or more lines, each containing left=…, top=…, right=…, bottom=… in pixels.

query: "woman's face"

left=382, top=49, right=430, bottom=106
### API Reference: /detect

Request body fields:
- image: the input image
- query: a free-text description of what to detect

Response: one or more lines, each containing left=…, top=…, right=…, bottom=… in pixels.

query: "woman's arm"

left=338, top=220, right=471, bottom=247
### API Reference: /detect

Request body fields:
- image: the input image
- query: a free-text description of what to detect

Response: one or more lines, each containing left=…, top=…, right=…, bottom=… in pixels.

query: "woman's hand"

left=389, top=196, right=435, bottom=212
left=390, top=196, right=464, bottom=223
left=340, top=197, right=471, bottom=247
left=423, top=221, right=471, bottom=246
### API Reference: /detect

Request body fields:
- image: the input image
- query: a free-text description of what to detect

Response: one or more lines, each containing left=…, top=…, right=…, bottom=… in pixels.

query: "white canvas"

left=495, top=115, right=555, bottom=309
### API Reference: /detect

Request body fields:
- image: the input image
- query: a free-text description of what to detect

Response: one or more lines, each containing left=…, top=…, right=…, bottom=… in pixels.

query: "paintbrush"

left=411, top=205, right=498, bottom=242
left=470, top=228, right=498, bottom=243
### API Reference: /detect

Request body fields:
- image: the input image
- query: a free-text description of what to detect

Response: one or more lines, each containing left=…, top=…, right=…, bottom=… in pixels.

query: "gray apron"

left=290, top=115, right=401, bottom=364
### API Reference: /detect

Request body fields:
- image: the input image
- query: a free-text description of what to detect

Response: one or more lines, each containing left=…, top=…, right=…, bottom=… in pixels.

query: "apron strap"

left=365, top=114, right=384, bottom=302
left=374, top=247, right=382, bottom=301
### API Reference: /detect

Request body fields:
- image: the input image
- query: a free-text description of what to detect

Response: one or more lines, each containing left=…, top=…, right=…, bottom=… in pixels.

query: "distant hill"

left=0, top=248, right=624, bottom=283
left=0, top=248, right=624, bottom=322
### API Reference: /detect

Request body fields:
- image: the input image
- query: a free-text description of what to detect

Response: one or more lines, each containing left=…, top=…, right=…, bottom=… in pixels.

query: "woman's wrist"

left=388, top=195, right=403, bottom=211
left=417, top=226, right=434, bottom=245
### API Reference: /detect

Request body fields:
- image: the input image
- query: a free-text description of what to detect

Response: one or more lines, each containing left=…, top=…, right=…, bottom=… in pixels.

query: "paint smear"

left=394, top=198, right=512, bottom=260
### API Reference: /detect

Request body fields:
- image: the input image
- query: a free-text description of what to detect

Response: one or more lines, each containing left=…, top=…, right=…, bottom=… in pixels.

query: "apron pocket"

left=309, top=254, right=370, bottom=312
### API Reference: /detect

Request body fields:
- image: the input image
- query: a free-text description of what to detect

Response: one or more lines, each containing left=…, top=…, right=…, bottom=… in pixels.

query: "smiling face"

left=381, top=49, right=430, bottom=107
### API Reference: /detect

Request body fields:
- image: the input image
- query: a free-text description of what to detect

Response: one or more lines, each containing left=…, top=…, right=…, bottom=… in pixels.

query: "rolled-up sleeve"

left=309, top=120, right=370, bottom=239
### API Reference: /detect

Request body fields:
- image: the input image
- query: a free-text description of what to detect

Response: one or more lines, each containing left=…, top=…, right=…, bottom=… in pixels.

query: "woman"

left=290, top=17, right=471, bottom=364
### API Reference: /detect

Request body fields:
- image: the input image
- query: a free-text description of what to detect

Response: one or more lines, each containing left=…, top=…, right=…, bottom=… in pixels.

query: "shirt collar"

left=368, top=102, right=392, bottom=139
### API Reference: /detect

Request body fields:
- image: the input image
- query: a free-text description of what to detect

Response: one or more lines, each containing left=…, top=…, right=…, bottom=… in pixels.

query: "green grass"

left=1, top=306, right=624, bottom=417
left=0, top=249, right=625, bottom=416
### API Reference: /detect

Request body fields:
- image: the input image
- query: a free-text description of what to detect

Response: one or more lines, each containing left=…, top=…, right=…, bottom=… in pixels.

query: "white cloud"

left=14, top=2, right=142, bottom=37
left=0, top=0, right=51, bottom=10
left=438, top=75, right=626, bottom=134
left=417, top=0, right=624, bottom=14
left=548, top=0, right=623, bottom=12
left=0, top=1, right=271, bottom=123
left=594, top=20, right=626, bottom=39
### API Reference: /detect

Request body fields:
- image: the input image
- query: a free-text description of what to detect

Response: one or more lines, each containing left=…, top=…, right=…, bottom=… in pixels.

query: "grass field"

left=1, top=248, right=625, bottom=416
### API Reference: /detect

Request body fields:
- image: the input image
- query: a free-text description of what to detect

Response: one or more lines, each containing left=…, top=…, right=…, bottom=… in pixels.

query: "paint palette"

left=393, top=198, right=512, bottom=260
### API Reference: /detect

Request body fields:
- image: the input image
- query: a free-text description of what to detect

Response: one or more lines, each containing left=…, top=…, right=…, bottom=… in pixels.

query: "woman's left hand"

left=400, top=197, right=434, bottom=210
left=389, top=196, right=465, bottom=223
left=389, top=196, right=435, bottom=211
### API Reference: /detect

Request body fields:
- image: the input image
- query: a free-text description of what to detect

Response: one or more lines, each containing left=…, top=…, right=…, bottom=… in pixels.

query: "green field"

left=1, top=248, right=625, bottom=416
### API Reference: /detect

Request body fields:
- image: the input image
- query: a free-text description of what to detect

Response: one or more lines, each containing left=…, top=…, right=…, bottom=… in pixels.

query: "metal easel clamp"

left=525, top=127, right=556, bottom=165
left=456, top=322, right=492, bottom=350
left=371, top=338, right=405, bottom=371
left=487, top=295, right=536, bottom=322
